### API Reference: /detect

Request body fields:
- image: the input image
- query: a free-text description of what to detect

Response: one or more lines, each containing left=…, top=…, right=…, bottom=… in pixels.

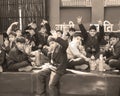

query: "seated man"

left=7, top=37, right=32, bottom=72
left=105, top=33, right=120, bottom=70
left=66, top=32, right=90, bottom=70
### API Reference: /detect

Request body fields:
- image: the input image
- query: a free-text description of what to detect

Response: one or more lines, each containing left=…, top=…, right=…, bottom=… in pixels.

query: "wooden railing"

left=60, top=0, right=92, bottom=7
left=104, top=0, right=120, bottom=6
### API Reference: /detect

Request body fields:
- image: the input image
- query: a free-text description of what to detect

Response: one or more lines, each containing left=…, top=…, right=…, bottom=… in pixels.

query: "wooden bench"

left=0, top=70, right=41, bottom=96
left=0, top=70, right=120, bottom=96
left=60, top=72, right=120, bottom=96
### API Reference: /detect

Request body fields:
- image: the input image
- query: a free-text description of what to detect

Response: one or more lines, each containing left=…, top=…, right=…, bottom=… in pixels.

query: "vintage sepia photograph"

left=0, top=0, right=120, bottom=96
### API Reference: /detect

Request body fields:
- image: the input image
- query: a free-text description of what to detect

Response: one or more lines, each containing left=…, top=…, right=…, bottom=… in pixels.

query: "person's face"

left=110, top=37, right=118, bottom=45
left=56, top=32, right=62, bottom=37
left=104, top=35, right=109, bottom=41
left=69, top=31, right=74, bottom=36
left=16, top=42, right=25, bottom=51
left=9, top=35, right=16, bottom=42
left=16, top=30, right=22, bottom=37
left=40, top=27, right=46, bottom=33
left=73, top=36, right=82, bottom=45
left=49, top=41, right=57, bottom=51
left=89, top=29, right=96, bottom=37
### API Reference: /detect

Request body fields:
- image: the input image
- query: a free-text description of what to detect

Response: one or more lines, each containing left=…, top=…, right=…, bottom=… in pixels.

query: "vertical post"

left=49, top=0, right=60, bottom=28
left=91, top=0, right=104, bottom=23
left=43, top=0, right=46, bottom=19
left=19, top=0, right=22, bottom=30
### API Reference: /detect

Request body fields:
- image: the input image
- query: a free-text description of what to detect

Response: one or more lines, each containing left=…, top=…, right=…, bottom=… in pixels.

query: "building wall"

left=60, top=7, right=91, bottom=30
left=104, top=6, right=120, bottom=31
left=49, top=0, right=120, bottom=31
left=49, top=0, right=60, bottom=28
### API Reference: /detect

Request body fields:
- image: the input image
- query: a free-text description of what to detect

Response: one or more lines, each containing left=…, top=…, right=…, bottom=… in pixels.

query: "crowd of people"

left=0, top=17, right=120, bottom=96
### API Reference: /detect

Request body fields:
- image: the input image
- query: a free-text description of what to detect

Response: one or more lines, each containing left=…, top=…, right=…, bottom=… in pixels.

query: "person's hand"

left=41, top=19, right=48, bottom=25
left=31, top=62, right=36, bottom=66
left=78, top=45, right=84, bottom=50
left=85, top=58, right=90, bottom=62
left=28, top=22, right=33, bottom=26
left=50, top=30, right=57, bottom=39
left=76, top=16, right=82, bottom=24
left=42, top=19, right=48, bottom=24
left=98, top=20, right=103, bottom=26
left=70, top=58, right=82, bottom=62
left=38, top=44, right=42, bottom=49
left=43, top=45, right=49, bottom=49
left=18, top=66, right=33, bottom=72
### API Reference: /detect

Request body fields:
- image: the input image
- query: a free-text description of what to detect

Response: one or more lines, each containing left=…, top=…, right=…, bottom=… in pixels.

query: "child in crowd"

left=41, top=19, right=51, bottom=35
left=4, top=21, right=17, bottom=51
left=67, top=32, right=90, bottom=70
left=7, top=37, right=32, bottom=72
left=105, top=33, right=120, bottom=70
left=37, top=25, right=49, bottom=49
left=15, top=29, right=22, bottom=37
left=56, top=30, right=63, bottom=38
left=24, top=33, right=36, bottom=53
left=26, top=21, right=38, bottom=43
left=77, top=17, right=104, bottom=58
left=24, top=27, right=37, bottom=50
left=6, top=22, right=18, bottom=35
left=3, top=32, right=17, bottom=53
left=67, top=27, right=76, bottom=42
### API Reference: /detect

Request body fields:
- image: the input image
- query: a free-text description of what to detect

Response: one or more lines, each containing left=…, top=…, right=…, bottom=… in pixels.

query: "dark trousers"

left=68, top=58, right=89, bottom=70
left=37, top=68, right=51, bottom=96
left=37, top=68, right=64, bottom=96
left=109, top=59, right=120, bottom=70
left=49, top=71, right=63, bottom=96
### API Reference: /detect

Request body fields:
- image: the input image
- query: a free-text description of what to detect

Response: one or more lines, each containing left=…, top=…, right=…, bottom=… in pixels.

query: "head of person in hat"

left=47, top=36, right=59, bottom=51
left=15, top=37, right=26, bottom=52
left=56, top=30, right=63, bottom=38
left=8, top=31, right=17, bottom=43
left=69, top=27, right=76, bottom=37
left=89, top=25, right=97, bottom=37
left=72, top=32, right=83, bottom=45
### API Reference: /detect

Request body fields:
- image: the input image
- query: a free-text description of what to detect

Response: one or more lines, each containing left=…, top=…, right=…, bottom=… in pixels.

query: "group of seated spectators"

left=0, top=17, right=120, bottom=96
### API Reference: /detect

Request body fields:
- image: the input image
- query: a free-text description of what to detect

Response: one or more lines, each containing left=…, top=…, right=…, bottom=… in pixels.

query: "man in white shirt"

left=66, top=32, right=90, bottom=71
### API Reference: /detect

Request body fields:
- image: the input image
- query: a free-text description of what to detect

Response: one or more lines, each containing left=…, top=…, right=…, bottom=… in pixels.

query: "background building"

left=0, top=0, right=120, bottom=32
left=49, top=0, right=120, bottom=31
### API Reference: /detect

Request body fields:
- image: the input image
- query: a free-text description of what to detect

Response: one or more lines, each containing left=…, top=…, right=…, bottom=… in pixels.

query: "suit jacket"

left=42, top=37, right=68, bottom=74
left=7, top=46, right=31, bottom=71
